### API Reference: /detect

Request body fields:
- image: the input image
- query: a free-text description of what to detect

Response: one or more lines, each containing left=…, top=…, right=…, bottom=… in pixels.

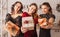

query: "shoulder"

left=23, top=12, right=27, bottom=14
left=22, top=12, right=28, bottom=17
left=6, top=13, right=11, bottom=17
left=39, top=14, right=44, bottom=16
left=51, top=14, right=55, bottom=19
left=39, top=14, right=45, bottom=18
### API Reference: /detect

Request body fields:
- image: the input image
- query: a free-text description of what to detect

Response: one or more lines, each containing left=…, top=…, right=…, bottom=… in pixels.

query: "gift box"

left=22, top=17, right=34, bottom=30
left=4, top=21, right=20, bottom=36
left=38, top=18, right=47, bottom=26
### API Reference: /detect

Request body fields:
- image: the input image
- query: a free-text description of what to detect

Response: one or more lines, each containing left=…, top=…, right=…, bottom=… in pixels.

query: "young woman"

left=38, top=2, right=55, bottom=37
left=21, top=3, right=38, bottom=37
left=5, top=1, right=24, bottom=37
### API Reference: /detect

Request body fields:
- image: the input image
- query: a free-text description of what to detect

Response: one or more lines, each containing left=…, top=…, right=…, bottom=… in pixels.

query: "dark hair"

left=11, top=1, right=23, bottom=14
left=29, top=3, right=38, bottom=13
left=40, top=2, right=52, bottom=14
left=29, top=3, right=38, bottom=18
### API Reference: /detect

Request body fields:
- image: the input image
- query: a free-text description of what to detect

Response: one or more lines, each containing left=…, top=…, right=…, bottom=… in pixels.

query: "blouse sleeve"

left=5, top=13, right=11, bottom=23
left=39, top=14, right=44, bottom=18
left=51, top=14, right=56, bottom=21
left=22, top=12, right=29, bottom=17
left=5, top=13, right=16, bottom=24
left=52, top=15, right=55, bottom=19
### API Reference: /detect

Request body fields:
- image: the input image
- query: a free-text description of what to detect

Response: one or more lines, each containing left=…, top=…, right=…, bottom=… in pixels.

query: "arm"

left=38, top=17, right=55, bottom=29
left=46, top=17, right=55, bottom=29
left=41, top=17, right=55, bottom=29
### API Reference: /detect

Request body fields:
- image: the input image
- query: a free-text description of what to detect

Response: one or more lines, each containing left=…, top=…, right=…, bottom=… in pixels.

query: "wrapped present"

left=38, top=18, right=47, bottom=26
left=4, top=21, right=20, bottom=36
left=22, top=17, right=34, bottom=30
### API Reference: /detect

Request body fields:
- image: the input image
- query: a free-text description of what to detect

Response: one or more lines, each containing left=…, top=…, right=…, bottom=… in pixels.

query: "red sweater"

left=22, top=12, right=38, bottom=37
left=22, top=12, right=38, bottom=25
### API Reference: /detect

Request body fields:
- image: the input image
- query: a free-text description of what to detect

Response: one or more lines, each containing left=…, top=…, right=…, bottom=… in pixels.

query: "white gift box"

left=22, top=17, right=34, bottom=30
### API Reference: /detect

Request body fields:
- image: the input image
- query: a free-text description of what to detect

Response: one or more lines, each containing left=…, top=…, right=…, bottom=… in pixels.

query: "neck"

left=13, top=11, right=18, bottom=14
left=44, top=12, right=49, bottom=14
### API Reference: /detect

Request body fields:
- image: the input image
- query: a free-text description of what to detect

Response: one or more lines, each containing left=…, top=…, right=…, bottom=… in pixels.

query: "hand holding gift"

left=21, top=27, right=28, bottom=33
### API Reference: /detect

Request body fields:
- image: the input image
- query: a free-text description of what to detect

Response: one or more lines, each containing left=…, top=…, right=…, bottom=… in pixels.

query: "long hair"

left=40, top=2, right=52, bottom=14
left=11, top=1, right=23, bottom=14
left=29, top=3, right=38, bottom=18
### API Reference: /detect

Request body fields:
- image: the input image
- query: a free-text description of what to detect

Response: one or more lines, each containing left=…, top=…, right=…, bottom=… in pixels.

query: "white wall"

left=8, top=0, right=60, bottom=23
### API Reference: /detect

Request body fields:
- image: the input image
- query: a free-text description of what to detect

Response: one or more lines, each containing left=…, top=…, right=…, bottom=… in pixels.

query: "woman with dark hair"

left=38, top=2, right=55, bottom=37
left=21, top=3, right=38, bottom=37
left=5, top=1, right=24, bottom=37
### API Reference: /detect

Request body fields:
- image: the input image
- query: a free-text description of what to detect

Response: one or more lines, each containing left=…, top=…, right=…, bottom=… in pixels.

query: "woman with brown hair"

left=5, top=1, right=24, bottom=37
left=38, top=2, right=55, bottom=37
left=21, top=3, right=38, bottom=37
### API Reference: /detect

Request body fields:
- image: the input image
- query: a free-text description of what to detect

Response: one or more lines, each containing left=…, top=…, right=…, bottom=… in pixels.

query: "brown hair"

left=40, top=2, right=52, bottom=14
left=29, top=3, right=38, bottom=18
left=11, top=1, right=23, bottom=14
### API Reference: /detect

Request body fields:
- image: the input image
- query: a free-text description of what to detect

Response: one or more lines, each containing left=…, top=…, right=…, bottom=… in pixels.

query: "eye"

left=18, top=6, right=20, bottom=8
left=31, top=7, right=33, bottom=9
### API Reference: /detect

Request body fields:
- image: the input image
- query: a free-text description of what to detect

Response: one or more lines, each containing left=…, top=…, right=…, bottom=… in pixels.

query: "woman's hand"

left=21, top=27, right=28, bottom=33
left=46, top=17, right=54, bottom=29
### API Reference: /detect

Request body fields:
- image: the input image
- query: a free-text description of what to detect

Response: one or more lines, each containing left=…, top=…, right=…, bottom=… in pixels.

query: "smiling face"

left=14, top=3, right=21, bottom=12
left=28, top=5, right=37, bottom=14
left=41, top=5, right=50, bottom=14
